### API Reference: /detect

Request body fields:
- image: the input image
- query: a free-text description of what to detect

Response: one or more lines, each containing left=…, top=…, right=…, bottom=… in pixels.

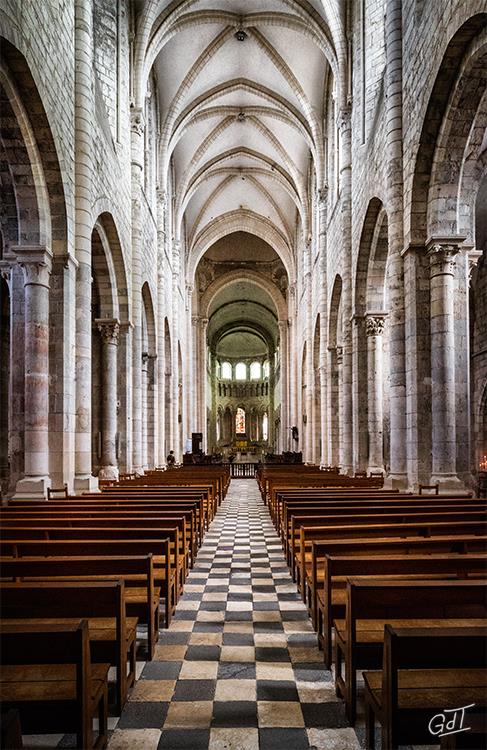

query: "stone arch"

left=407, top=13, right=487, bottom=245
left=0, top=37, right=68, bottom=253
left=92, top=212, right=130, bottom=322
left=189, top=211, right=295, bottom=283
left=328, top=274, right=342, bottom=467
left=354, top=200, right=390, bottom=473
left=200, top=268, right=287, bottom=322
left=0, top=37, right=69, bottom=496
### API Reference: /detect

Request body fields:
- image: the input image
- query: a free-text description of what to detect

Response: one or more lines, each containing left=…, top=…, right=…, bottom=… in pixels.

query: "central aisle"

left=109, top=480, right=360, bottom=750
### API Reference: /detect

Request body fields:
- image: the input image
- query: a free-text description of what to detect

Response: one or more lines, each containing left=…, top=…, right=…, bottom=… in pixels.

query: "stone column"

left=200, top=317, right=208, bottom=450
left=141, top=351, right=149, bottom=471
left=130, top=108, right=145, bottom=474
left=365, top=313, right=387, bottom=473
left=74, top=0, right=97, bottom=491
left=156, top=189, right=167, bottom=467
left=14, top=247, right=52, bottom=497
left=96, top=319, right=119, bottom=480
left=278, top=319, right=289, bottom=450
left=427, top=239, right=463, bottom=486
left=339, top=106, right=353, bottom=475
left=191, top=315, right=199, bottom=437
left=336, top=345, right=344, bottom=469
left=385, top=0, right=407, bottom=487
left=317, top=188, right=329, bottom=468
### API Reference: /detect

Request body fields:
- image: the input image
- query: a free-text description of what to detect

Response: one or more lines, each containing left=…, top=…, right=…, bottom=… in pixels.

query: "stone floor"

left=107, top=479, right=360, bottom=750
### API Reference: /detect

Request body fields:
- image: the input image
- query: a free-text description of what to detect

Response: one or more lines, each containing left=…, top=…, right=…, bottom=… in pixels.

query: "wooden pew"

left=1, top=580, right=136, bottom=714
left=297, top=519, right=487, bottom=603
left=0, top=538, right=173, bottom=629
left=0, top=511, right=195, bottom=572
left=281, top=496, right=484, bottom=551
left=316, top=552, right=487, bottom=666
left=1, top=555, right=160, bottom=659
left=0, top=525, right=183, bottom=605
left=3, top=501, right=201, bottom=559
left=363, top=625, right=487, bottom=749
left=334, top=578, right=487, bottom=723
left=286, top=505, right=487, bottom=574
left=0, top=620, right=109, bottom=749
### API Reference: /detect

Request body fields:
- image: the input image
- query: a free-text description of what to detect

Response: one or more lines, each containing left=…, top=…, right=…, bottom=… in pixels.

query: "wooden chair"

left=0, top=620, right=109, bottom=749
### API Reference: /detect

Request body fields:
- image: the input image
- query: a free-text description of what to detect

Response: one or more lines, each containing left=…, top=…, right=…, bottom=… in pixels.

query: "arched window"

left=250, top=361, right=261, bottom=380
left=235, top=362, right=247, bottom=380
left=216, top=361, right=221, bottom=379
left=263, top=360, right=270, bottom=378
left=262, top=413, right=268, bottom=441
left=221, top=361, right=232, bottom=380
left=236, top=407, right=246, bottom=435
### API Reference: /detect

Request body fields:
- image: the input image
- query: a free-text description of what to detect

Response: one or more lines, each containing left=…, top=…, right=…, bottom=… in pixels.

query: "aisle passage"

left=109, top=480, right=360, bottom=750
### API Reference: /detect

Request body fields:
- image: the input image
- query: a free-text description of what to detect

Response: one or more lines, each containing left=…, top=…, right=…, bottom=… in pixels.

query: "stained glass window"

left=236, top=407, right=246, bottom=434
left=262, top=413, right=268, bottom=441
left=221, top=361, right=232, bottom=379
left=235, top=362, right=247, bottom=380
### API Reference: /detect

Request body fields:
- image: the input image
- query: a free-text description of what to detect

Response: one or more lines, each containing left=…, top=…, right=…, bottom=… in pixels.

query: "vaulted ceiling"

left=135, top=0, right=342, bottom=279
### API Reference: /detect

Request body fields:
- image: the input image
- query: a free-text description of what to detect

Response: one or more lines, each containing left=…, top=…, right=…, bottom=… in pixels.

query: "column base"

left=367, top=465, right=385, bottom=476
left=383, top=473, right=408, bottom=490
left=98, top=465, right=119, bottom=481
left=74, top=474, right=99, bottom=493
left=13, top=475, right=51, bottom=499
left=429, top=473, right=465, bottom=491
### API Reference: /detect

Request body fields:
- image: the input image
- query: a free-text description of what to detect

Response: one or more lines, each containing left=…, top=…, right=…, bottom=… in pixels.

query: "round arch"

left=200, top=268, right=288, bottom=322
left=190, top=211, right=295, bottom=283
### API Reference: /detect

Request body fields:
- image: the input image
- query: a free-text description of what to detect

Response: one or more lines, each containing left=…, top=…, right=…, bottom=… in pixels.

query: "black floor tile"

left=117, top=701, right=169, bottom=729
left=211, top=701, right=258, bottom=727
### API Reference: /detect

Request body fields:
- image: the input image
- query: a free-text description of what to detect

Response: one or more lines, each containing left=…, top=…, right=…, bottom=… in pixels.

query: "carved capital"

left=130, top=107, right=145, bottom=136
left=191, top=315, right=199, bottom=327
left=95, top=318, right=120, bottom=345
left=426, top=236, right=465, bottom=278
left=365, top=313, right=387, bottom=337
left=336, top=345, right=343, bottom=365
left=468, top=249, right=483, bottom=281
left=14, top=245, right=53, bottom=287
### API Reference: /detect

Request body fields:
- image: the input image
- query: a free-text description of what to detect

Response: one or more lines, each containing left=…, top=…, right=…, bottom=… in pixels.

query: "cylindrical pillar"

left=365, top=313, right=386, bottom=473
left=15, top=248, right=52, bottom=497
left=339, top=106, right=353, bottom=475
left=96, top=319, right=119, bottom=480
left=130, top=109, right=145, bottom=474
left=336, top=345, right=344, bottom=469
left=156, top=190, right=167, bottom=467
left=385, top=0, right=407, bottom=487
left=427, top=241, right=462, bottom=485
left=200, top=317, right=208, bottom=450
left=317, top=189, right=328, bottom=468
left=278, top=319, right=289, bottom=451
left=74, top=0, right=97, bottom=490
left=141, top=352, right=149, bottom=471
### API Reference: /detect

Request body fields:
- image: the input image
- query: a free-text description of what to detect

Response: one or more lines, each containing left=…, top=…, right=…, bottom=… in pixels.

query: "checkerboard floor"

left=105, top=480, right=363, bottom=750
